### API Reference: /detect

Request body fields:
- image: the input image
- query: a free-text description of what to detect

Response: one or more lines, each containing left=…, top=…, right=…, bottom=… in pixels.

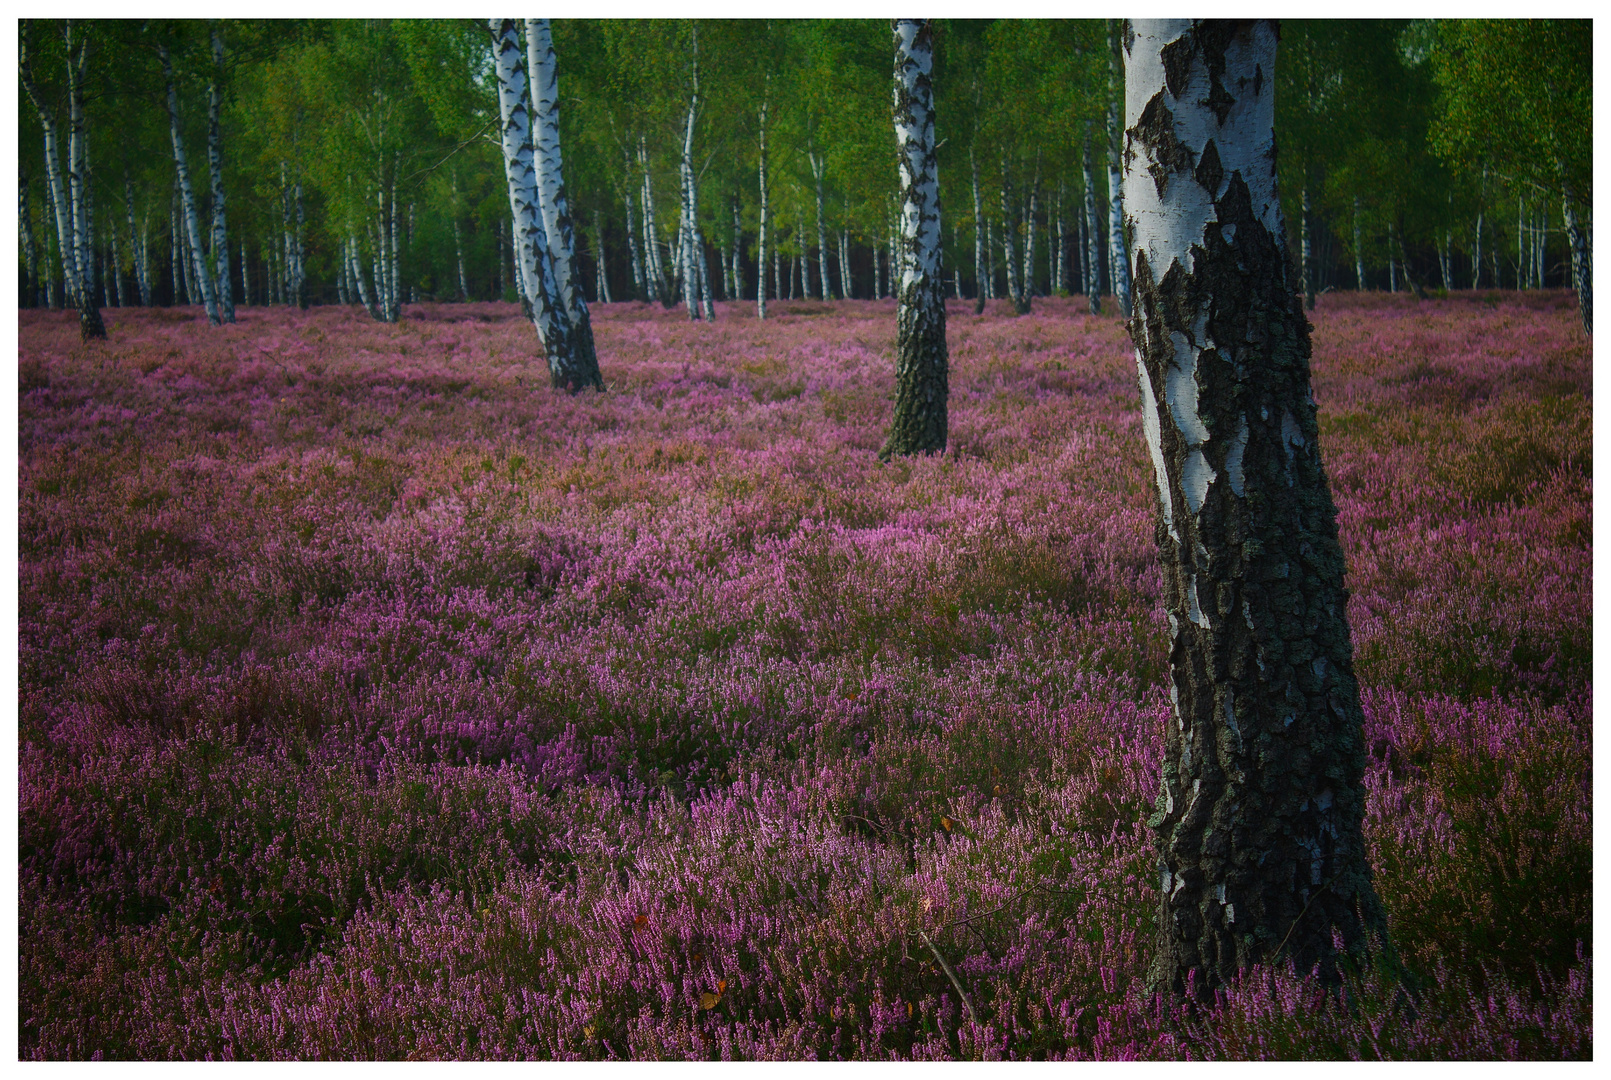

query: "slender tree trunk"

left=1124, top=19, right=1392, bottom=1000
left=999, top=159, right=1025, bottom=313
left=623, top=184, right=644, bottom=302
left=21, top=167, right=39, bottom=307
left=490, top=19, right=598, bottom=390
left=1473, top=173, right=1485, bottom=289
left=1023, top=161, right=1040, bottom=302
left=109, top=227, right=125, bottom=307
left=757, top=98, right=769, bottom=318
left=678, top=53, right=703, bottom=322
left=795, top=217, right=805, bottom=299
left=1055, top=177, right=1067, bottom=295
left=1439, top=229, right=1452, bottom=292
left=809, top=150, right=830, bottom=301
left=1301, top=185, right=1315, bottom=310
left=207, top=26, right=235, bottom=322
left=1108, top=19, right=1133, bottom=316
left=1560, top=173, right=1591, bottom=334
left=882, top=19, right=947, bottom=459
left=21, top=21, right=105, bottom=338
left=970, top=150, right=987, bottom=314
left=161, top=44, right=219, bottom=325
left=120, top=176, right=148, bottom=307
left=526, top=19, right=601, bottom=359
left=1083, top=124, right=1102, bottom=314
left=349, top=234, right=379, bottom=318
left=772, top=243, right=781, bottom=305
left=1353, top=196, right=1365, bottom=290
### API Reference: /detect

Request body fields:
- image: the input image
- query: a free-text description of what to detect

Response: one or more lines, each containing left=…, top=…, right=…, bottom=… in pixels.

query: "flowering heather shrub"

left=19, top=292, right=1590, bottom=1059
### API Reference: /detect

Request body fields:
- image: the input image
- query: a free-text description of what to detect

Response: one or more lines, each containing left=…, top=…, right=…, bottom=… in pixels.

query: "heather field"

left=18, top=291, right=1590, bottom=1059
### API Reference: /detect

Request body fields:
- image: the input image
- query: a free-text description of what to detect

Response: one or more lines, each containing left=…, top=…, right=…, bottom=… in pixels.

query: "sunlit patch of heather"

left=19, top=292, right=1589, bottom=1059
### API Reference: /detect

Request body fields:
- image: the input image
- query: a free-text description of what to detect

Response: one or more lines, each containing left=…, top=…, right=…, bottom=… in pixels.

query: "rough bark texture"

left=490, top=19, right=600, bottom=392
left=882, top=20, right=947, bottom=460
left=527, top=19, right=600, bottom=362
left=1560, top=175, right=1591, bottom=334
left=1123, top=18, right=1391, bottom=999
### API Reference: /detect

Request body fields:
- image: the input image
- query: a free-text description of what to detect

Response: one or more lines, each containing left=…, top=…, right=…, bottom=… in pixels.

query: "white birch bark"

left=208, top=26, right=235, bottom=322
left=110, top=228, right=125, bottom=307
left=1082, top=125, right=1102, bottom=314
left=970, top=151, right=985, bottom=312
left=809, top=150, right=829, bottom=300
left=1124, top=18, right=1389, bottom=997
left=1300, top=186, right=1313, bottom=309
left=161, top=43, right=219, bottom=325
left=20, top=20, right=104, bottom=336
left=526, top=19, right=598, bottom=357
left=1107, top=21, right=1132, bottom=317
left=680, top=94, right=701, bottom=320
left=623, top=184, right=644, bottom=301
left=1353, top=196, right=1365, bottom=290
left=120, top=175, right=148, bottom=306
left=1023, top=171, right=1040, bottom=301
left=883, top=19, right=947, bottom=458
left=757, top=97, right=769, bottom=318
left=491, top=19, right=600, bottom=390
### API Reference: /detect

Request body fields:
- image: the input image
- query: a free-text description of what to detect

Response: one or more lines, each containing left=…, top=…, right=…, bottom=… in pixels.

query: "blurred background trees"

left=18, top=18, right=1592, bottom=326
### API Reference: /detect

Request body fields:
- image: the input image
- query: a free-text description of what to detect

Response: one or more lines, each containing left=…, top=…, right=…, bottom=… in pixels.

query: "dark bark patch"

left=1123, top=19, right=1136, bottom=58
left=1254, top=63, right=1265, bottom=97
left=1131, top=92, right=1194, bottom=200
left=1160, top=34, right=1195, bottom=99
left=1195, top=139, right=1224, bottom=199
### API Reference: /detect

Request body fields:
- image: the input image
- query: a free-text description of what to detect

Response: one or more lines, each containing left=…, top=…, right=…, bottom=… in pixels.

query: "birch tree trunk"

left=998, top=159, right=1025, bottom=313
left=526, top=19, right=601, bottom=355
left=207, top=26, right=235, bottom=322
left=1108, top=19, right=1133, bottom=317
left=593, top=208, right=612, bottom=303
left=1560, top=174, right=1591, bottom=334
left=21, top=167, right=40, bottom=307
left=757, top=98, right=769, bottom=318
left=810, top=150, right=830, bottom=301
left=1301, top=185, right=1314, bottom=310
left=623, top=185, right=644, bottom=302
left=349, top=234, right=379, bottom=319
left=679, top=80, right=702, bottom=321
left=491, top=19, right=600, bottom=391
left=110, top=228, right=126, bottom=307
left=1124, top=18, right=1391, bottom=999
left=1353, top=196, right=1365, bottom=290
left=882, top=19, right=947, bottom=459
left=20, top=20, right=105, bottom=338
left=123, top=176, right=150, bottom=307
left=970, top=151, right=986, bottom=313
left=161, top=43, right=220, bottom=325
left=1023, top=165, right=1040, bottom=301
left=1083, top=124, right=1102, bottom=314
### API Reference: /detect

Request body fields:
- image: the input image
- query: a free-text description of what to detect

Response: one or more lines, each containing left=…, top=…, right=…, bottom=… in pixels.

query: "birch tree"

left=526, top=19, right=601, bottom=360
left=161, top=42, right=220, bottom=324
left=206, top=25, right=235, bottom=322
left=881, top=19, right=946, bottom=460
left=1429, top=19, right=1591, bottom=333
left=1106, top=20, right=1132, bottom=317
left=1124, top=18, right=1393, bottom=998
left=19, top=19, right=107, bottom=339
left=490, top=19, right=602, bottom=392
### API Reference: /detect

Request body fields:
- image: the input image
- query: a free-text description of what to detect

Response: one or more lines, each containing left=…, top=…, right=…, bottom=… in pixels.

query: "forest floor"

left=18, top=291, right=1590, bottom=1059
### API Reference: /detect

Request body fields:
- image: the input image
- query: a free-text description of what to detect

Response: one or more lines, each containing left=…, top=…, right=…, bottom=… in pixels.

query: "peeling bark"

left=882, top=19, right=947, bottom=459
left=1124, top=18, right=1393, bottom=999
